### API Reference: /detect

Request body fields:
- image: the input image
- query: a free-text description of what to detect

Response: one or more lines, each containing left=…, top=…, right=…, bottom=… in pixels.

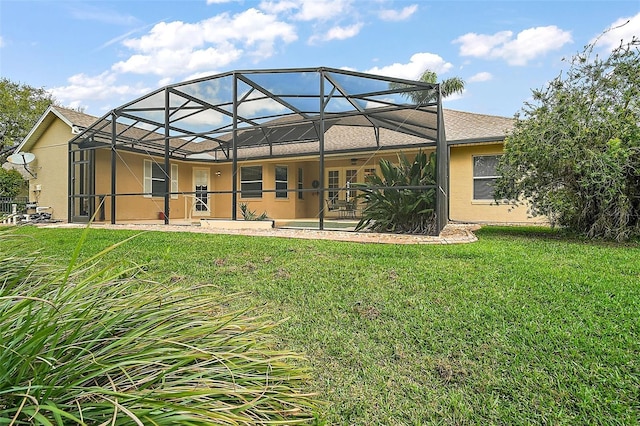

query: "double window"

left=473, top=155, right=501, bottom=200
left=144, top=160, right=177, bottom=199
left=241, top=166, right=263, bottom=198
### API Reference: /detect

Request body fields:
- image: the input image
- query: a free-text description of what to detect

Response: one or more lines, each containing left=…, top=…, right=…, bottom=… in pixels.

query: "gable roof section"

left=14, top=106, right=99, bottom=153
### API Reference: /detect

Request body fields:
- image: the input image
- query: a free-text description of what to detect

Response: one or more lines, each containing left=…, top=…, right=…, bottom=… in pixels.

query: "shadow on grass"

left=476, top=225, right=640, bottom=247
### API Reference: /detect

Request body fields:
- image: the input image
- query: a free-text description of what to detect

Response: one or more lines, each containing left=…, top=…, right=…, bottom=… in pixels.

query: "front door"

left=193, top=169, right=210, bottom=215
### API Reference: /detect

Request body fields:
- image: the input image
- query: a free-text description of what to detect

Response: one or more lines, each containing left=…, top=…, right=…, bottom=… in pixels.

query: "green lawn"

left=7, top=225, right=640, bottom=425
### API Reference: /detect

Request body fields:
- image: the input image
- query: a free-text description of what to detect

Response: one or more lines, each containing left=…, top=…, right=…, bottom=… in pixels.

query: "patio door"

left=326, top=168, right=359, bottom=203
left=193, top=169, right=210, bottom=215
left=71, top=149, right=95, bottom=223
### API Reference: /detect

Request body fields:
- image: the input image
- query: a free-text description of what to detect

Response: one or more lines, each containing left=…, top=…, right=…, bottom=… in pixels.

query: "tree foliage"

left=495, top=36, right=640, bottom=240
left=390, top=69, right=465, bottom=104
left=0, top=168, right=25, bottom=197
left=0, top=78, right=54, bottom=153
left=355, top=151, right=437, bottom=234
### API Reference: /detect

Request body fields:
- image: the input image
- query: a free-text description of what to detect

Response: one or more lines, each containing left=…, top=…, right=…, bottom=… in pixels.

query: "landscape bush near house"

left=495, top=37, right=640, bottom=241
left=239, top=202, right=269, bottom=221
left=355, top=150, right=437, bottom=234
left=0, top=228, right=317, bottom=425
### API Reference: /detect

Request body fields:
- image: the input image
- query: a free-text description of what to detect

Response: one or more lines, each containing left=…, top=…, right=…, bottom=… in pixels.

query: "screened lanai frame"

left=69, top=67, right=448, bottom=233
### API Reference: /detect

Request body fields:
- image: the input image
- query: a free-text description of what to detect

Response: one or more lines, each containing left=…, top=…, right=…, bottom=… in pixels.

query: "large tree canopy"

left=495, top=36, right=640, bottom=240
left=0, top=168, right=25, bottom=197
left=0, top=78, right=55, bottom=155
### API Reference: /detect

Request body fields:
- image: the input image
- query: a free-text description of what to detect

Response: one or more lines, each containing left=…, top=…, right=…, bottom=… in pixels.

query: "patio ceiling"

left=70, top=67, right=441, bottom=160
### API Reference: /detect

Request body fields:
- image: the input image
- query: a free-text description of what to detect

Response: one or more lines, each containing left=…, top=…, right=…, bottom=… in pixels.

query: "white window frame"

left=240, top=166, right=263, bottom=199
left=144, top=160, right=178, bottom=199
left=193, top=168, right=210, bottom=214
left=143, top=160, right=164, bottom=198
left=472, top=155, right=501, bottom=200
left=171, top=164, right=178, bottom=199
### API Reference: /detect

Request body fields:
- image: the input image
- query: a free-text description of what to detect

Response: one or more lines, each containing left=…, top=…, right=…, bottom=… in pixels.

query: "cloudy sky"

left=1, top=0, right=638, bottom=118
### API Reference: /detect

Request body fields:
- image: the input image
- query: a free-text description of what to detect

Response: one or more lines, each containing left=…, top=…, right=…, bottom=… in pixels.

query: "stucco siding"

left=28, top=119, right=70, bottom=220
left=449, top=143, right=546, bottom=224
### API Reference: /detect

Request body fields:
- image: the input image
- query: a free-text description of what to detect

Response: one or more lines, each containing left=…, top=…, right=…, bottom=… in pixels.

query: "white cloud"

left=454, top=31, right=513, bottom=57
left=294, top=0, right=352, bottom=21
left=454, top=26, right=573, bottom=66
left=113, top=9, right=297, bottom=77
left=49, top=72, right=151, bottom=110
left=237, top=90, right=288, bottom=117
left=67, top=3, right=139, bottom=26
left=309, top=23, right=363, bottom=44
left=260, top=0, right=352, bottom=21
left=468, top=72, right=492, bottom=83
left=592, top=12, right=640, bottom=51
left=366, top=52, right=453, bottom=80
left=258, top=0, right=300, bottom=15
left=378, top=5, right=418, bottom=22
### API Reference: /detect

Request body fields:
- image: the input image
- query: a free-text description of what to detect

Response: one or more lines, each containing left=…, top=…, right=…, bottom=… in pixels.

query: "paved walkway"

left=37, top=222, right=480, bottom=245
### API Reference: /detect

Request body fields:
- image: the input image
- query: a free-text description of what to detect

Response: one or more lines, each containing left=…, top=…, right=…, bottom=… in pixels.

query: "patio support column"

left=67, top=143, right=72, bottom=223
left=110, top=113, right=117, bottom=224
left=163, top=88, right=170, bottom=224
left=435, top=86, right=449, bottom=234
left=232, top=72, right=238, bottom=220
left=318, top=69, right=326, bottom=230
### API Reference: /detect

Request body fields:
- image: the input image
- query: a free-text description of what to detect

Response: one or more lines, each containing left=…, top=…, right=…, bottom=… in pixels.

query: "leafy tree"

left=355, top=151, right=437, bottom=234
left=391, top=69, right=465, bottom=104
left=0, top=78, right=55, bottom=155
left=0, top=168, right=25, bottom=197
left=494, top=37, right=640, bottom=241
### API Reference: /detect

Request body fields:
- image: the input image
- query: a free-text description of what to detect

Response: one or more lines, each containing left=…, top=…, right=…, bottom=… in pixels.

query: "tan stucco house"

left=13, top=68, right=543, bottom=231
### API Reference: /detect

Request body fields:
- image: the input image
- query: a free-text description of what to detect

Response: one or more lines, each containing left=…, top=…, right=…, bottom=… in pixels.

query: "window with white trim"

left=473, top=155, right=501, bottom=200
left=171, top=164, right=178, bottom=199
left=144, top=160, right=165, bottom=198
left=241, top=166, right=262, bottom=198
left=275, top=166, right=288, bottom=198
left=144, top=160, right=177, bottom=198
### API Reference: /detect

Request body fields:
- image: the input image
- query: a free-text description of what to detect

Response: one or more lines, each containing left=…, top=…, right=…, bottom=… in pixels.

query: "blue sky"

left=1, top=0, right=638, bottom=118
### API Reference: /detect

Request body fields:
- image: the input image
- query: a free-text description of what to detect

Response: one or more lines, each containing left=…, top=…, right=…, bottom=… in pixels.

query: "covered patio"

left=69, top=67, right=447, bottom=233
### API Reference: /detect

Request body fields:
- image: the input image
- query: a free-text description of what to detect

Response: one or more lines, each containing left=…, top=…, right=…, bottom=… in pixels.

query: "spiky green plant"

left=239, top=203, right=269, bottom=221
left=354, top=151, right=437, bottom=235
left=0, top=227, right=318, bottom=425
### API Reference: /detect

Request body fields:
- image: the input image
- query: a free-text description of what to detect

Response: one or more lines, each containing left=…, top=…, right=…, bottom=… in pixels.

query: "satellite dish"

left=7, top=152, right=36, bottom=165
left=6, top=152, right=37, bottom=178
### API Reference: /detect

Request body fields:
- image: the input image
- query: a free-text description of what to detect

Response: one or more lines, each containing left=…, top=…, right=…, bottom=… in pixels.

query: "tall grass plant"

left=0, top=227, right=317, bottom=425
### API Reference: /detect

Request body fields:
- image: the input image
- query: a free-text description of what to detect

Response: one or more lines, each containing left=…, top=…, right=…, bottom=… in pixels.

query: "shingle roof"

left=58, top=107, right=514, bottom=160
left=443, top=109, right=514, bottom=142
left=54, top=106, right=99, bottom=129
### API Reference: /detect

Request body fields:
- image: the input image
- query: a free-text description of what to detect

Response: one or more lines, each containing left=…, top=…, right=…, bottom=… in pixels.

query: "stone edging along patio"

left=35, top=223, right=480, bottom=245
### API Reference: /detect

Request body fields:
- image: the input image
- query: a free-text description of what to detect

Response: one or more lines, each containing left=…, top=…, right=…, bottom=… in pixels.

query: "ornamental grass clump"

left=0, top=228, right=317, bottom=425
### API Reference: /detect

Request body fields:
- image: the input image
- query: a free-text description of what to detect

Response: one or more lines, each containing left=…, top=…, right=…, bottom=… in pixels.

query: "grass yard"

left=7, top=225, right=640, bottom=425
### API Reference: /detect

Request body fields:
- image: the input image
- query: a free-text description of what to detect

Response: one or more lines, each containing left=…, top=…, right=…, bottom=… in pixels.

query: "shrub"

left=239, top=202, right=268, bottom=221
left=495, top=37, right=640, bottom=241
left=354, top=151, right=437, bottom=234
left=0, top=227, right=317, bottom=424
